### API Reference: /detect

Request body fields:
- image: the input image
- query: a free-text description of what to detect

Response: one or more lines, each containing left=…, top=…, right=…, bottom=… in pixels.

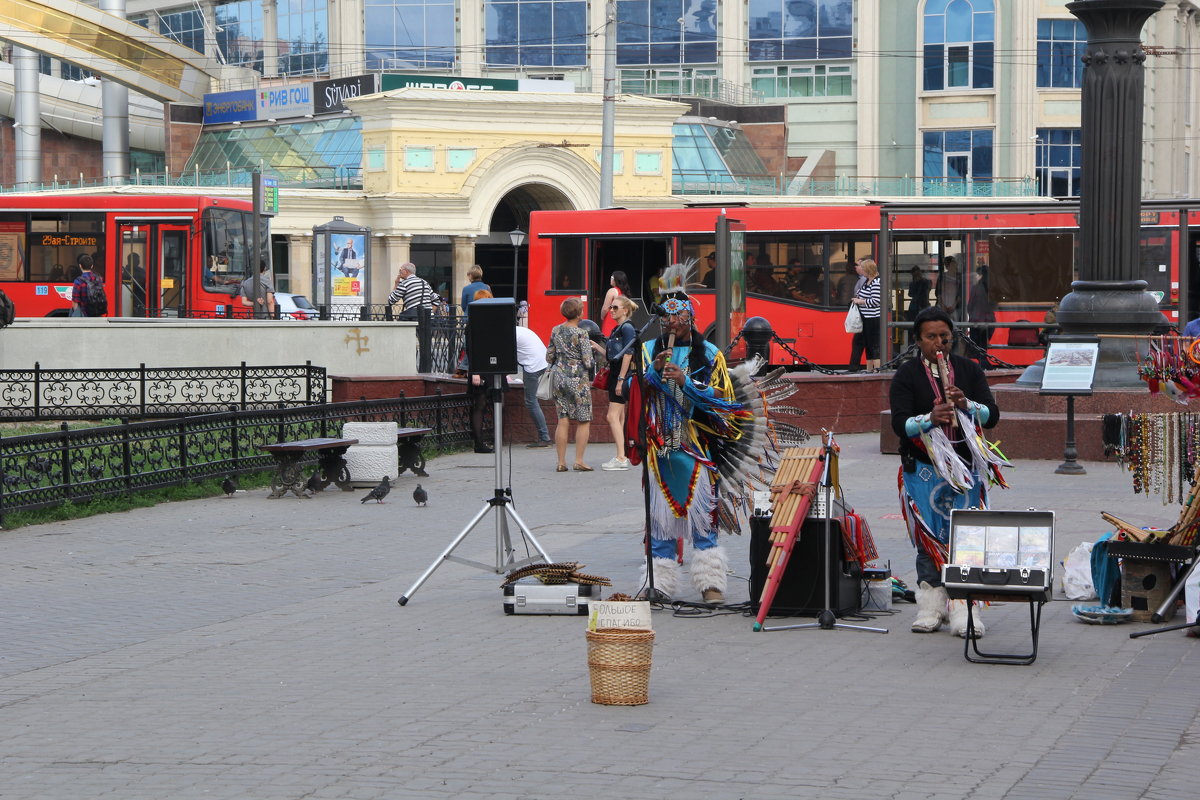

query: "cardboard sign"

left=588, top=601, right=652, bottom=631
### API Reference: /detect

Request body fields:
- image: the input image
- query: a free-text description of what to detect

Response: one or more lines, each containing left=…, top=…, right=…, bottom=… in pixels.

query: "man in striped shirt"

left=388, top=262, right=442, bottom=319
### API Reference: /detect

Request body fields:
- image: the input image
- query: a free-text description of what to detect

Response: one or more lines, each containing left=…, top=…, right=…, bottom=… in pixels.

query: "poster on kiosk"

left=312, top=218, right=370, bottom=316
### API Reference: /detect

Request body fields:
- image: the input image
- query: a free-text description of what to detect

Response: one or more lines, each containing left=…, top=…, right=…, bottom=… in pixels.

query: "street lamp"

left=509, top=228, right=526, bottom=300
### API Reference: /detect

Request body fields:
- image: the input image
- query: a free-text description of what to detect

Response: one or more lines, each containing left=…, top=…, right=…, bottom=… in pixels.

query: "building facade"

left=107, top=0, right=1199, bottom=198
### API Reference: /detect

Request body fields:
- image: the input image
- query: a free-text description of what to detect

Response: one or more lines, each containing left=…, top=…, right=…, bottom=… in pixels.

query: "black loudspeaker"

left=749, top=515, right=862, bottom=616
left=466, top=298, right=518, bottom=375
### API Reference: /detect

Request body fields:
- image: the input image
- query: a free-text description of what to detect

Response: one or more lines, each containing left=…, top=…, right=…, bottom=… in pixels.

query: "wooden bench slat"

left=262, top=438, right=359, bottom=453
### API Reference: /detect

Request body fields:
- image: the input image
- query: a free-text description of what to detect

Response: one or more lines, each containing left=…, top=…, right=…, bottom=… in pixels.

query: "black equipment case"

left=942, top=509, right=1054, bottom=601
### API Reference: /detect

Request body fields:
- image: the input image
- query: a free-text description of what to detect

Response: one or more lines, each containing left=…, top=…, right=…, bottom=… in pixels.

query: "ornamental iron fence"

left=0, top=363, right=326, bottom=421
left=0, top=392, right=475, bottom=520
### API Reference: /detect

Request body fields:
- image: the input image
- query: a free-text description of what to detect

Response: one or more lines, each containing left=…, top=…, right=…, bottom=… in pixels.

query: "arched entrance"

left=480, top=183, right=575, bottom=301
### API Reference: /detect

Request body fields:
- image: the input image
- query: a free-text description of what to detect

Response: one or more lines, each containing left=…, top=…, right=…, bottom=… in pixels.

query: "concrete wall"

left=0, top=319, right=417, bottom=387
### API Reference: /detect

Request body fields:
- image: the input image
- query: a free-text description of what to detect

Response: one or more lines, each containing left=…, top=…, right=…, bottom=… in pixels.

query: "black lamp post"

left=509, top=228, right=526, bottom=300
left=1018, top=0, right=1167, bottom=389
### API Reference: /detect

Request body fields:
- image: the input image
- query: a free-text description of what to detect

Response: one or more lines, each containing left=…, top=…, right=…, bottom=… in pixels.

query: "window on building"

left=39, top=55, right=92, bottom=82
left=616, top=0, right=718, bottom=66
left=672, top=121, right=776, bottom=194
left=485, top=0, right=587, bottom=67
left=184, top=116, right=363, bottom=187
left=619, top=66, right=718, bottom=95
left=216, top=0, right=266, bottom=73
left=923, top=129, right=994, bottom=195
left=1035, top=128, right=1081, bottom=197
left=748, top=0, right=852, bottom=61
left=365, top=0, right=457, bottom=69
left=750, top=63, right=851, bottom=97
left=1036, top=18, right=1086, bottom=88
left=276, top=0, right=330, bottom=75
left=159, top=9, right=207, bottom=55
left=922, top=0, right=994, bottom=91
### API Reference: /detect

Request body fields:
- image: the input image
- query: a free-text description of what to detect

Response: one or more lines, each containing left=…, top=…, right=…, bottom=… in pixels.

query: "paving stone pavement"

left=0, top=433, right=1197, bottom=799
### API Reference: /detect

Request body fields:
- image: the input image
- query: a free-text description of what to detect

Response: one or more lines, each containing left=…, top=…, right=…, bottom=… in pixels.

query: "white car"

left=275, top=292, right=318, bottom=320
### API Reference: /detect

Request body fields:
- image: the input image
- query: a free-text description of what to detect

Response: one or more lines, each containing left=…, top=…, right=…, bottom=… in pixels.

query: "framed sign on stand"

left=1040, top=336, right=1100, bottom=475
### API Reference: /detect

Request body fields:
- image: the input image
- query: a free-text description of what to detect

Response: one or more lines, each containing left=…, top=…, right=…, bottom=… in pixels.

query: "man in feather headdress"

left=638, top=264, right=747, bottom=604
left=890, top=307, right=1007, bottom=638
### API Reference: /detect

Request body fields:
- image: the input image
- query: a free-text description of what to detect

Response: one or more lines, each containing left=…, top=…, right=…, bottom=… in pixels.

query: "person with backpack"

left=71, top=253, right=107, bottom=317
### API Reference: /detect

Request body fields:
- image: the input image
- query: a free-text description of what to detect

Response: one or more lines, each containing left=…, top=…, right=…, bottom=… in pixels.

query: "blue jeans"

left=523, top=368, right=550, bottom=442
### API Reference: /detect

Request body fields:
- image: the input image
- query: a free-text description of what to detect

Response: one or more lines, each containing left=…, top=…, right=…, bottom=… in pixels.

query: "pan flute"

left=753, top=446, right=825, bottom=628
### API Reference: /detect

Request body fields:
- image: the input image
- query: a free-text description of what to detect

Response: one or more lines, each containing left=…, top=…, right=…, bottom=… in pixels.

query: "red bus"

left=0, top=192, right=260, bottom=318
left=527, top=200, right=1200, bottom=367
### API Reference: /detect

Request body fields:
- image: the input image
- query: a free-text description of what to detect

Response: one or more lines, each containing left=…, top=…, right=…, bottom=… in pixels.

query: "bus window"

left=989, top=233, right=1073, bottom=305
left=203, top=207, right=251, bottom=295
left=552, top=238, right=584, bottom=291
left=1139, top=230, right=1171, bottom=300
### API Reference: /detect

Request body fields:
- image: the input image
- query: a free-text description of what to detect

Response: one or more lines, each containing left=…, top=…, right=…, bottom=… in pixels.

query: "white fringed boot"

left=691, top=545, right=728, bottom=604
left=949, top=599, right=985, bottom=638
left=639, top=556, right=681, bottom=601
left=912, top=581, right=949, bottom=633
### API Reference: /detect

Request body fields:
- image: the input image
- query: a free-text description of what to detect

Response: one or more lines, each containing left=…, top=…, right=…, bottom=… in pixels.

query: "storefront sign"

left=257, top=84, right=314, bottom=119
left=203, top=90, right=257, bottom=124
left=381, top=73, right=519, bottom=92
left=314, top=74, right=379, bottom=114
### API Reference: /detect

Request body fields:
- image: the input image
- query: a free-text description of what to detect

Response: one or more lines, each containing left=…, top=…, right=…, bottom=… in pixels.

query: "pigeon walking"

left=304, top=471, right=324, bottom=496
left=412, top=484, right=428, bottom=506
left=361, top=476, right=392, bottom=504
left=221, top=475, right=237, bottom=498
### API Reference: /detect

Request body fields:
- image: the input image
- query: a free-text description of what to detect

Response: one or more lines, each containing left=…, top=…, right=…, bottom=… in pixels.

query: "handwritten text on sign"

left=588, top=601, right=652, bottom=631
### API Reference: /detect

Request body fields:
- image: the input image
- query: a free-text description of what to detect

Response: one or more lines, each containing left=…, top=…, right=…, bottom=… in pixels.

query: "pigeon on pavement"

left=413, top=484, right=428, bottom=506
left=221, top=475, right=237, bottom=498
left=361, top=476, right=392, bottom=504
left=304, top=471, right=324, bottom=496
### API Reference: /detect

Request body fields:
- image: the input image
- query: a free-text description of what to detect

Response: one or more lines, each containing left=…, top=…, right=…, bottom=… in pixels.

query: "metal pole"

left=1055, top=395, right=1086, bottom=475
left=251, top=171, right=263, bottom=316
left=599, top=0, right=616, bottom=208
left=512, top=242, right=519, bottom=301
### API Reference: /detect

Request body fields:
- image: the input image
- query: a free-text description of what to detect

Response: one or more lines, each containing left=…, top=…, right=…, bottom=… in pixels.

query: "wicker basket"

left=586, top=628, right=655, bottom=705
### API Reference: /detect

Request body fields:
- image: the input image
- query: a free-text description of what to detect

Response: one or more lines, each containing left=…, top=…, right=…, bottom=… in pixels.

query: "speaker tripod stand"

left=398, top=374, right=552, bottom=605
left=761, top=431, right=887, bottom=634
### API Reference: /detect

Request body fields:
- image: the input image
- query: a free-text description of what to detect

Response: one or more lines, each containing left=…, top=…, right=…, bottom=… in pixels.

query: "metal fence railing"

left=0, top=363, right=327, bottom=421
left=0, top=393, right=475, bottom=520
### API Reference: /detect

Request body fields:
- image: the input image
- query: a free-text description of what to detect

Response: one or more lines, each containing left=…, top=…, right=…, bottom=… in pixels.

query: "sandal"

left=573, top=463, right=593, bottom=472
left=556, top=465, right=568, bottom=472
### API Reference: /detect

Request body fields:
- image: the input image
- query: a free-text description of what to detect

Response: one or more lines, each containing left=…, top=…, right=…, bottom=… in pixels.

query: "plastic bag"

left=844, top=303, right=863, bottom=333
left=536, top=370, right=554, bottom=401
left=1063, top=541, right=1097, bottom=600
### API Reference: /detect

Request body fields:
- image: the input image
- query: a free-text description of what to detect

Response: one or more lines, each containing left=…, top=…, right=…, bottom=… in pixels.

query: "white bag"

left=844, top=303, right=863, bottom=333
left=535, top=370, right=554, bottom=401
left=1062, top=541, right=1097, bottom=600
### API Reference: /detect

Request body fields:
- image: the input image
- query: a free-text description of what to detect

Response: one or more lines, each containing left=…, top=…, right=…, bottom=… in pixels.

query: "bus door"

left=890, top=233, right=967, bottom=323
left=588, top=237, right=670, bottom=323
left=117, top=222, right=190, bottom=317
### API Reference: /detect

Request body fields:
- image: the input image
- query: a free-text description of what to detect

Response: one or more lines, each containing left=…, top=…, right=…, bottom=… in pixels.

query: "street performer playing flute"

left=890, top=306, right=1009, bottom=638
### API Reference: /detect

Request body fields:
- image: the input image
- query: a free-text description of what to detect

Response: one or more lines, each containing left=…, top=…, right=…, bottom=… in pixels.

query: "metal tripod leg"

left=1132, top=552, right=1200, bottom=636
left=1149, top=551, right=1199, bottom=624
left=398, top=375, right=552, bottom=605
left=398, top=491, right=552, bottom=605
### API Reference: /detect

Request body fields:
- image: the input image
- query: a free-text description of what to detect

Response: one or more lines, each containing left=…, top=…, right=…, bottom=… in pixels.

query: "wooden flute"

left=937, top=351, right=957, bottom=431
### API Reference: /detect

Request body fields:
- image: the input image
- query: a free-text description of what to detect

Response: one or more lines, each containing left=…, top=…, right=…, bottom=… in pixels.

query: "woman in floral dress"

left=545, top=297, right=594, bottom=471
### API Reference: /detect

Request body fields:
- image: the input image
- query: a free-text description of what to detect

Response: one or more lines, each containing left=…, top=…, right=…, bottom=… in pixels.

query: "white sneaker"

left=601, top=457, right=631, bottom=471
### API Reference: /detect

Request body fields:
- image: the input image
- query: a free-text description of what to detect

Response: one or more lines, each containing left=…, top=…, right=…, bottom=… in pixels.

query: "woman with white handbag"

left=853, top=259, right=882, bottom=371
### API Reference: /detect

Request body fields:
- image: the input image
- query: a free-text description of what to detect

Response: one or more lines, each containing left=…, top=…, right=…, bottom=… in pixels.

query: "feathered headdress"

left=658, top=259, right=697, bottom=315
